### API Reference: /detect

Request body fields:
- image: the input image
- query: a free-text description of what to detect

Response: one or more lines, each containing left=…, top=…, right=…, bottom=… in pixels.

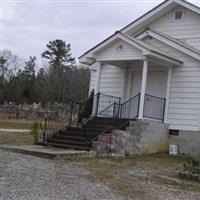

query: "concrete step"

left=84, top=123, right=113, bottom=129
left=47, top=138, right=90, bottom=147
left=59, top=129, right=101, bottom=137
left=52, top=135, right=85, bottom=142
left=46, top=142, right=91, bottom=151
left=0, top=145, right=90, bottom=159
left=45, top=117, right=130, bottom=151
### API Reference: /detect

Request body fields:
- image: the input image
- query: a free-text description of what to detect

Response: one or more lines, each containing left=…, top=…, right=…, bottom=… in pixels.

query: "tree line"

left=0, top=40, right=90, bottom=105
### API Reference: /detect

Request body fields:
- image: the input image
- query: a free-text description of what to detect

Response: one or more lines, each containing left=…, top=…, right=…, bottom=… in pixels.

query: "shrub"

left=30, top=121, right=39, bottom=144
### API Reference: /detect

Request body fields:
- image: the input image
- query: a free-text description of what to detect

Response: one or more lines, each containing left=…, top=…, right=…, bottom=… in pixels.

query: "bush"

left=30, top=121, right=39, bottom=144
left=184, top=158, right=200, bottom=175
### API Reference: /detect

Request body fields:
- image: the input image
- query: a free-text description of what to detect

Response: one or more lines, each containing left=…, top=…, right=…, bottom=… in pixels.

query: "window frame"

left=173, top=8, right=184, bottom=22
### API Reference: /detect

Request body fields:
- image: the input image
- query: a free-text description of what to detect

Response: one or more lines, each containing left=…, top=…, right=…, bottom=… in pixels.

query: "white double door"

left=129, top=70, right=167, bottom=99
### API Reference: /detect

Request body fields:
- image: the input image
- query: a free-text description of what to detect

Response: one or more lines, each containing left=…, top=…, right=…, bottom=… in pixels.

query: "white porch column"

left=126, top=68, right=132, bottom=100
left=164, top=67, right=172, bottom=123
left=92, top=62, right=102, bottom=115
left=138, top=59, right=148, bottom=119
left=121, top=68, right=128, bottom=102
left=95, top=62, right=102, bottom=94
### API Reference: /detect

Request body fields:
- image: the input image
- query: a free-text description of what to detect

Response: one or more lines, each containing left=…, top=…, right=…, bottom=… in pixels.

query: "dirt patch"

left=78, top=154, right=200, bottom=199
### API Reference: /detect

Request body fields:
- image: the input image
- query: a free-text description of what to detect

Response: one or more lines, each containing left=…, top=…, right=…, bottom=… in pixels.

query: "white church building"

left=79, top=0, right=200, bottom=155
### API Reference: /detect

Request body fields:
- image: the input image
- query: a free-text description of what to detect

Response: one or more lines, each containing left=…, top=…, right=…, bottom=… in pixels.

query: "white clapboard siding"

left=99, top=64, right=122, bottom=97
left=185, top=39, right=200, bottom=50
left=89, top=64, right=122, bottom=114
left=168, top=103, right=200, bottom=109
left=170, top=88, right=200, bottom=93
left=170, top=93, right=200, bottom=99
left=167, top=114, right=198, bottom=121
left=93, top=64, right=123, bottom=113
left=172, top=71, right=200, bottom=77
left=95, top=40, right=142, bottom=60
left=173, top=67, right=200, bottom=72
left=169, top=124, right=198, bottom=131
left=149, top=6, right=200, bottom=50
left=168, top=108, right=199, bottom=115
left=171, top=82, right=200, bottom=88
left=168, top=119, right=198, bottom=126
left=171, top=76, right=200, bottom=82
left=169, top=98, right=200, bottom=104
left=144, top=36, right=200, bottom=131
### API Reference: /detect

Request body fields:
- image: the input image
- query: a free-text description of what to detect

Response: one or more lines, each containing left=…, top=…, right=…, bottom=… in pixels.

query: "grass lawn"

left=0, top=131, right=34, bottom=145
left=74, top=154, right=200, bottom=199
left=0, top=119, right=33, bottom=129
left=0, top=119, right=67, bottom=131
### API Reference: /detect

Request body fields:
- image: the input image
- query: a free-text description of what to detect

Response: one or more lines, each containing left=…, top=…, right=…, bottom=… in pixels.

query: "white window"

left=173, top=8, right=184, bottom=21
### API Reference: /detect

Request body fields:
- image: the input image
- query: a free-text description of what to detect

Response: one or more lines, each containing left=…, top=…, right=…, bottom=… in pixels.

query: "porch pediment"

left=94, top=38, right=144, bottom=61
left=80, top=32, right=182, bottom=67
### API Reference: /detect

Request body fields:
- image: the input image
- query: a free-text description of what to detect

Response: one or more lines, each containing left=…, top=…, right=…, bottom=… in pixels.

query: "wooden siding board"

left=99, top=64, right=122, bottom=98
left=144, top=35, right=200, bottom=131
left=149, top=6, right=200, bottom=51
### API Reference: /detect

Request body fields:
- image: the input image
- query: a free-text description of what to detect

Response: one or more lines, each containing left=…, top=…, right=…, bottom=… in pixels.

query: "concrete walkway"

left=0, top=128, right=29, bottom=133
left=0, top=145, right=90, bottom=159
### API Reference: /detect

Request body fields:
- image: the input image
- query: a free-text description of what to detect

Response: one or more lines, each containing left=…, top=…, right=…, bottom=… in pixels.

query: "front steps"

left=46, top=117, right=129, bottom=150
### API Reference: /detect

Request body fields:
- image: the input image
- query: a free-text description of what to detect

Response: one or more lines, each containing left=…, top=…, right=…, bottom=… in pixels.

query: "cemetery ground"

left=0, top=119, right=32, bottom=129
left=0, top=118, right=35, bottom=145
left=0, top=109, right=199, bottom=199
left=0, top=130, right=200, bottom=199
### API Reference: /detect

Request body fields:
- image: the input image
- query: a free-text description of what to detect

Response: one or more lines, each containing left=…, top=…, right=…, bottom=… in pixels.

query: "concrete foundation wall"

left=169, top=131, right=200, bottom=156
left=92, top=120, right=200, bottom=157
left=92, top=119, right=169, bottom=156
left=114, top=120, right=169, bottom=155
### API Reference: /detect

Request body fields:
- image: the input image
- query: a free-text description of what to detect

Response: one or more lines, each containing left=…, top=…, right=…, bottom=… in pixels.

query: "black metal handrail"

left=119, top=93, right=140, bottom=119
left=143, top=94, right=166, bottom=122
left=95, top=93, right=121, bottom=115
left=85, top=92, right=166, bottom=145
left=40, top=92, right=166, bottom=144
left=40, top=108, right=72, bottom=143
left=97, top=102, right=115, bottom=117
left=96, top=93, right=140, bottom=119
left=85, top=94, right=141, bottom=145
left=40, top=92, right=121, bottom=143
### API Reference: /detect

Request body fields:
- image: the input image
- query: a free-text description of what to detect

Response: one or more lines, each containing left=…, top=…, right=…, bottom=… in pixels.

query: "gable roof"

left=79, top=0, right=200, bottom=60
left=136, top=28, right=200, bottom=61
left=121, top=0, right=200, bottom=34
left=81, top=31, right=182, bottom=66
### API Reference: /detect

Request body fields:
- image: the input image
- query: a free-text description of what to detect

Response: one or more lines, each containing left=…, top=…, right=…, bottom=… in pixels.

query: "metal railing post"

left=43, top=117, right=47, bottom=143
left=77, top=103, right=81, bottom=126
left=137, top=93, right=141, bottom=118
left=162, top=99, right=166, bottom=123
left=113, top=102, right=116, bottom=118
left=112, top=102, right=116, bottom=129
left=69, top=101, right=74, bottom=126
left=95, top=92, right=100, bottom=116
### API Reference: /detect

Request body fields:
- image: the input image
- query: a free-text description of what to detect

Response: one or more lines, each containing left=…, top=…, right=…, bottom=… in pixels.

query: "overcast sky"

left=1, top=0, right=200, bottom=64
